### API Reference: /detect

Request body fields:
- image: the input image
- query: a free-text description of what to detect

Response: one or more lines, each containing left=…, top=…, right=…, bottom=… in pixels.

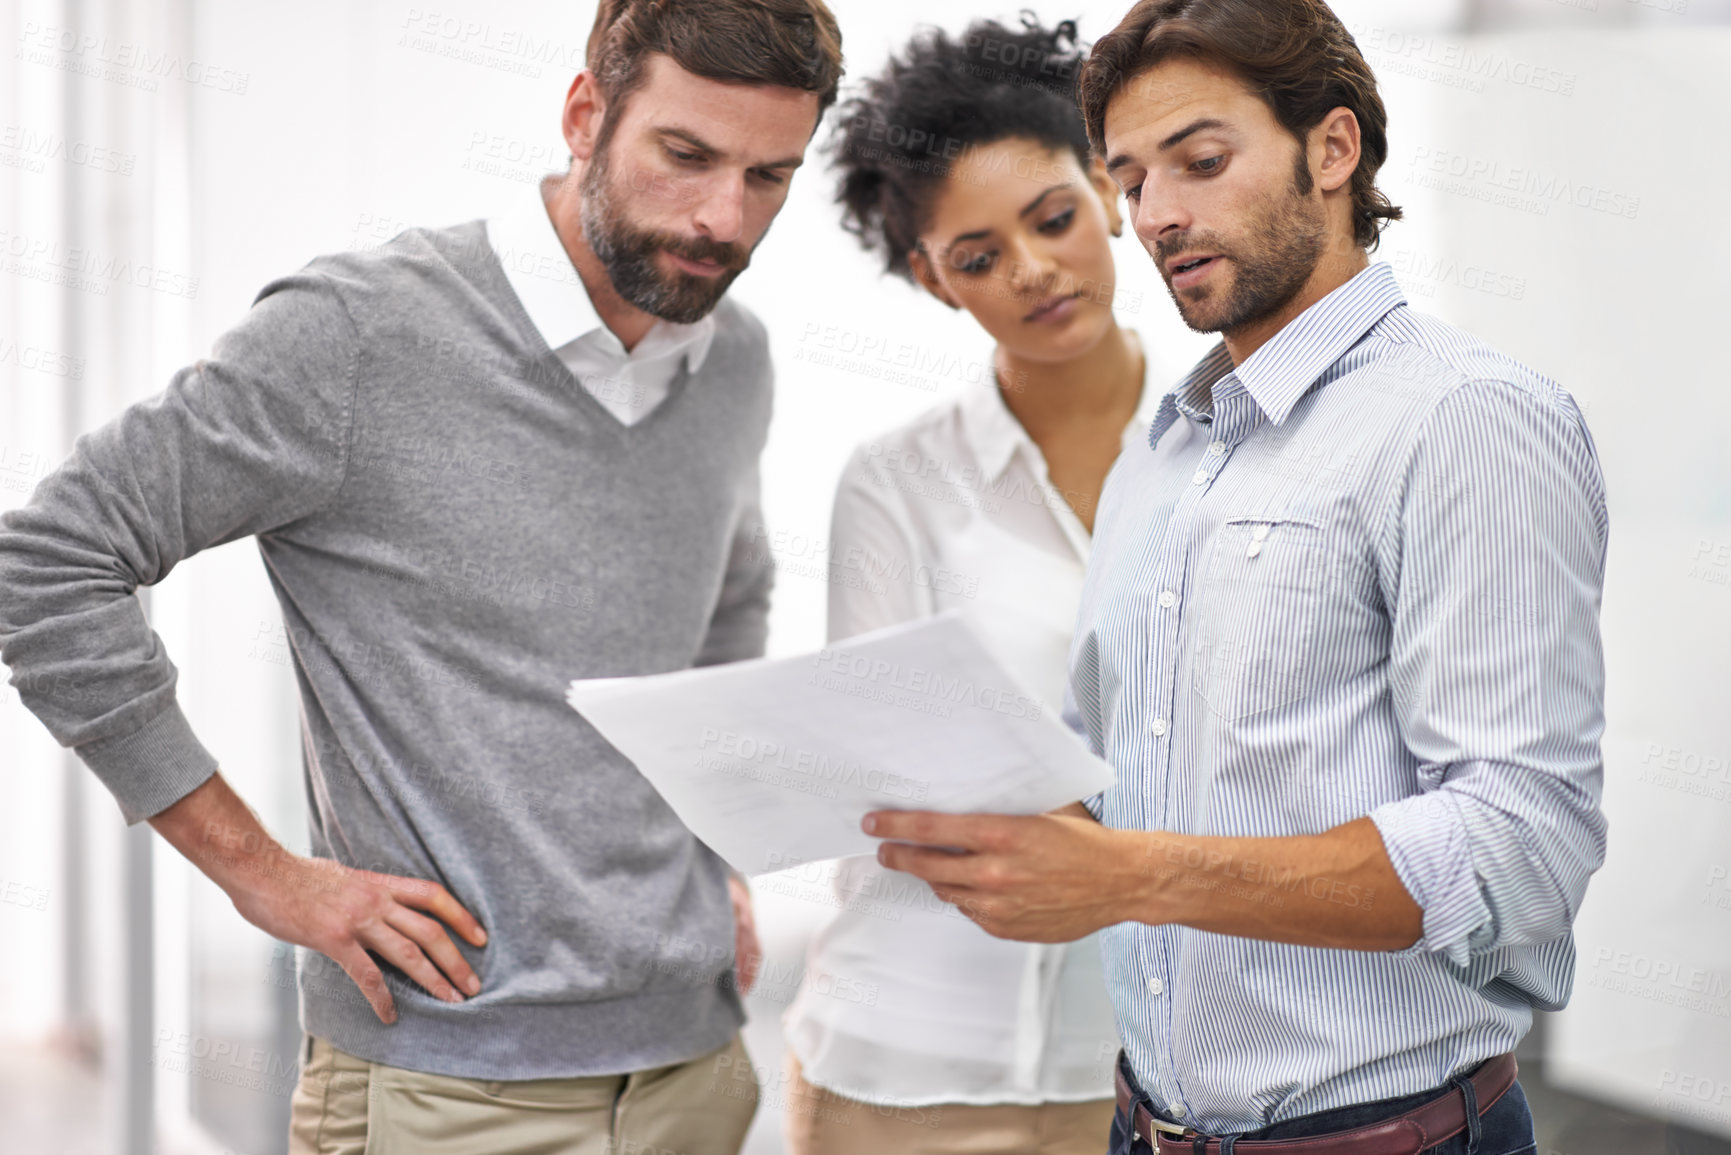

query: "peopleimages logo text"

left=1408, top=147, right=1641, bottom=220
left=697, top=728, right=930, bottom=803
left=810, top=646, right=1043, bottom=721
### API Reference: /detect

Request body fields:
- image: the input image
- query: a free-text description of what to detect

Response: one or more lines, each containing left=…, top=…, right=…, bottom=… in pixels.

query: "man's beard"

left=579, top=146, right=751, bottom=325
left=1155, top=152, right=1328, bottom=337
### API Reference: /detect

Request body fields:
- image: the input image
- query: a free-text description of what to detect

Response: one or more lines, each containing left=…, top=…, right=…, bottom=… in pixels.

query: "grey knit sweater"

left=0, top=221, right=775, bottom=1078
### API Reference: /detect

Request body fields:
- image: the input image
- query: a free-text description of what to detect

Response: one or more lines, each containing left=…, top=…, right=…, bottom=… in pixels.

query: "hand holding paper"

left=863, top=803, right=1150, bottom=943
left=567, top=612, right=1114, bottom=876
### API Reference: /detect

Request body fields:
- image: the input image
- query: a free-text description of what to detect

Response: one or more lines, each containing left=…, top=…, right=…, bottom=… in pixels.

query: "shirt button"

left=1253, top=525, right=1271, bottom=541
left=1208, top=442, right=1226, bottom=456
left=1149, top=717, right=1168, bottom=737
left=1157, top=590, right=1177, bottom=609
left=1171, top=1104, right=1188, bottom=1119
left=1146, top=976, right=1165, bottom=996
left=1192, top=470, right=1208, bottom=486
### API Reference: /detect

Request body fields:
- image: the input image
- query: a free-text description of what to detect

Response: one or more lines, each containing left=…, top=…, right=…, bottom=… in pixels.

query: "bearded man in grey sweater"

left=0, top=3, right=843, bottom=1152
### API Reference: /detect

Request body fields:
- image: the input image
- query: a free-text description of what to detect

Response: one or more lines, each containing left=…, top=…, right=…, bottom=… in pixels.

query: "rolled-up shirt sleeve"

left=1368, top=376, right=1609, bottom=966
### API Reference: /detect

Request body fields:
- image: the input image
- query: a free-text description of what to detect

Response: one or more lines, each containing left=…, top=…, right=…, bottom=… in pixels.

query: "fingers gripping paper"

left=566, top=611, right=1115, bottom=876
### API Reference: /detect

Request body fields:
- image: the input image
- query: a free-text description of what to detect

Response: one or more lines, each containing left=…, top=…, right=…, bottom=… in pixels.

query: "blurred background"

left=2, top=0, right=1729, bottom=1151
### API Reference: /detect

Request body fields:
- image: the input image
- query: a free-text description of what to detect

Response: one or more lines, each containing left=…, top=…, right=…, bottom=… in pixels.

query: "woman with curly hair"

left=781, top=14, right=1156, bottom=1154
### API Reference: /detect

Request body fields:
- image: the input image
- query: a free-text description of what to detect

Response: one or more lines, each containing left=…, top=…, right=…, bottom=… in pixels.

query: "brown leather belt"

left=1114, top=1054, right=1518, bottom=1155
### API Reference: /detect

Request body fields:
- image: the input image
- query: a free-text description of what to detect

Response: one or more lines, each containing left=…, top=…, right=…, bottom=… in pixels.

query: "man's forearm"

left=151, top=772, right=430, bottom=909
left=149, top=769, right=487, bottom=1021
left=869, top=807, right=1426, bottom=949
left=149, top=772, right=295, bottom=898
left=1128, top=817, right=1422, bottom=951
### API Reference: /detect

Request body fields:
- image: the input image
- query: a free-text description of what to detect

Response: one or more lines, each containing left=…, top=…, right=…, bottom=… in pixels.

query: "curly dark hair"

left=831, top=13, right=1091, bottom=281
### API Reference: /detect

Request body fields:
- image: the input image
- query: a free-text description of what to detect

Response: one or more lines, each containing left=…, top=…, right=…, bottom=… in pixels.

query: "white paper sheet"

left=566, top=611, right=1116, bottom=876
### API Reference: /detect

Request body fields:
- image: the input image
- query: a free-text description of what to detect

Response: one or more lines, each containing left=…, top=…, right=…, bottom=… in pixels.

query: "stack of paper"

left=567, top=611, right=1115, bottom=875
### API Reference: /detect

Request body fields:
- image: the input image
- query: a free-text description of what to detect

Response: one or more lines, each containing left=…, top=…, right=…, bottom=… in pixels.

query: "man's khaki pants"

left=288, top=1034, right=759, bottom=1155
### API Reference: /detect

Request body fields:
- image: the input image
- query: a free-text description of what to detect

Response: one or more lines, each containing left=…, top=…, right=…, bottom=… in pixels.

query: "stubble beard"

left=578, top=142, right=751, bottom=325
left=1159, top=168, right=1329, bottom=338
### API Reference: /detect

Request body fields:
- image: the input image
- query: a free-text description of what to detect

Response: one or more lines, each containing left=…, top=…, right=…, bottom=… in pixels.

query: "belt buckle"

left=1137, top=1108, right=1191, bottom=1137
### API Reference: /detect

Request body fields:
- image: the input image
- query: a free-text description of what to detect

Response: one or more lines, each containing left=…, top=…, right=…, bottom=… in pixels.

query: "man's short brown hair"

left=587, top=0, right=844, bottom=122
left=1079, top=0, right=1401, bottom=249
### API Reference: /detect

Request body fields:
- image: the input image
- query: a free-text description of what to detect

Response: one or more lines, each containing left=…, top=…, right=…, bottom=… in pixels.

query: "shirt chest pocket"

left=1189, top=516, right=1330, bottom=720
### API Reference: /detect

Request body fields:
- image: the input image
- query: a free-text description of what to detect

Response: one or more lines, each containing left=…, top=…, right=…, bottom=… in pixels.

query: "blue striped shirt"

left=1069, top=262, right=1608, bottom=1134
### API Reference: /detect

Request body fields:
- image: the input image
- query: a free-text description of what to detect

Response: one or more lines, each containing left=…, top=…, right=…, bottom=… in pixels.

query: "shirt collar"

left=961, top=375, right=1031, bottom=483
left=963, top=335, right=1167, bottom=482
left=486, top=184, right=716, bottom=372
left=1148, top=262, right=1407, bottom=448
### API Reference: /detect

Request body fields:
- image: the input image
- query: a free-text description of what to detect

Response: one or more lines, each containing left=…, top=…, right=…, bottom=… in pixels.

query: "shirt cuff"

left=77, top=702, right=220, bottom=824
left=1368, top=786, right=1494, bottom=966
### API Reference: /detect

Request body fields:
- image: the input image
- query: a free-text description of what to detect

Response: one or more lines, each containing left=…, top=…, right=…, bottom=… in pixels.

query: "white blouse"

left=783, top=350, right=1161, bottom=1106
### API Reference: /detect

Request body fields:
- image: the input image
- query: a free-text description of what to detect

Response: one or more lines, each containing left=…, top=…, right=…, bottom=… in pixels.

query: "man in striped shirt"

left=864, top=2, right=1607, bottom=1153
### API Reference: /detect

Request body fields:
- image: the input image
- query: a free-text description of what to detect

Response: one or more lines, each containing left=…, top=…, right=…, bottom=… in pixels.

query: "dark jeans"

left=1108, top=1055, right=1536, bottom=1155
